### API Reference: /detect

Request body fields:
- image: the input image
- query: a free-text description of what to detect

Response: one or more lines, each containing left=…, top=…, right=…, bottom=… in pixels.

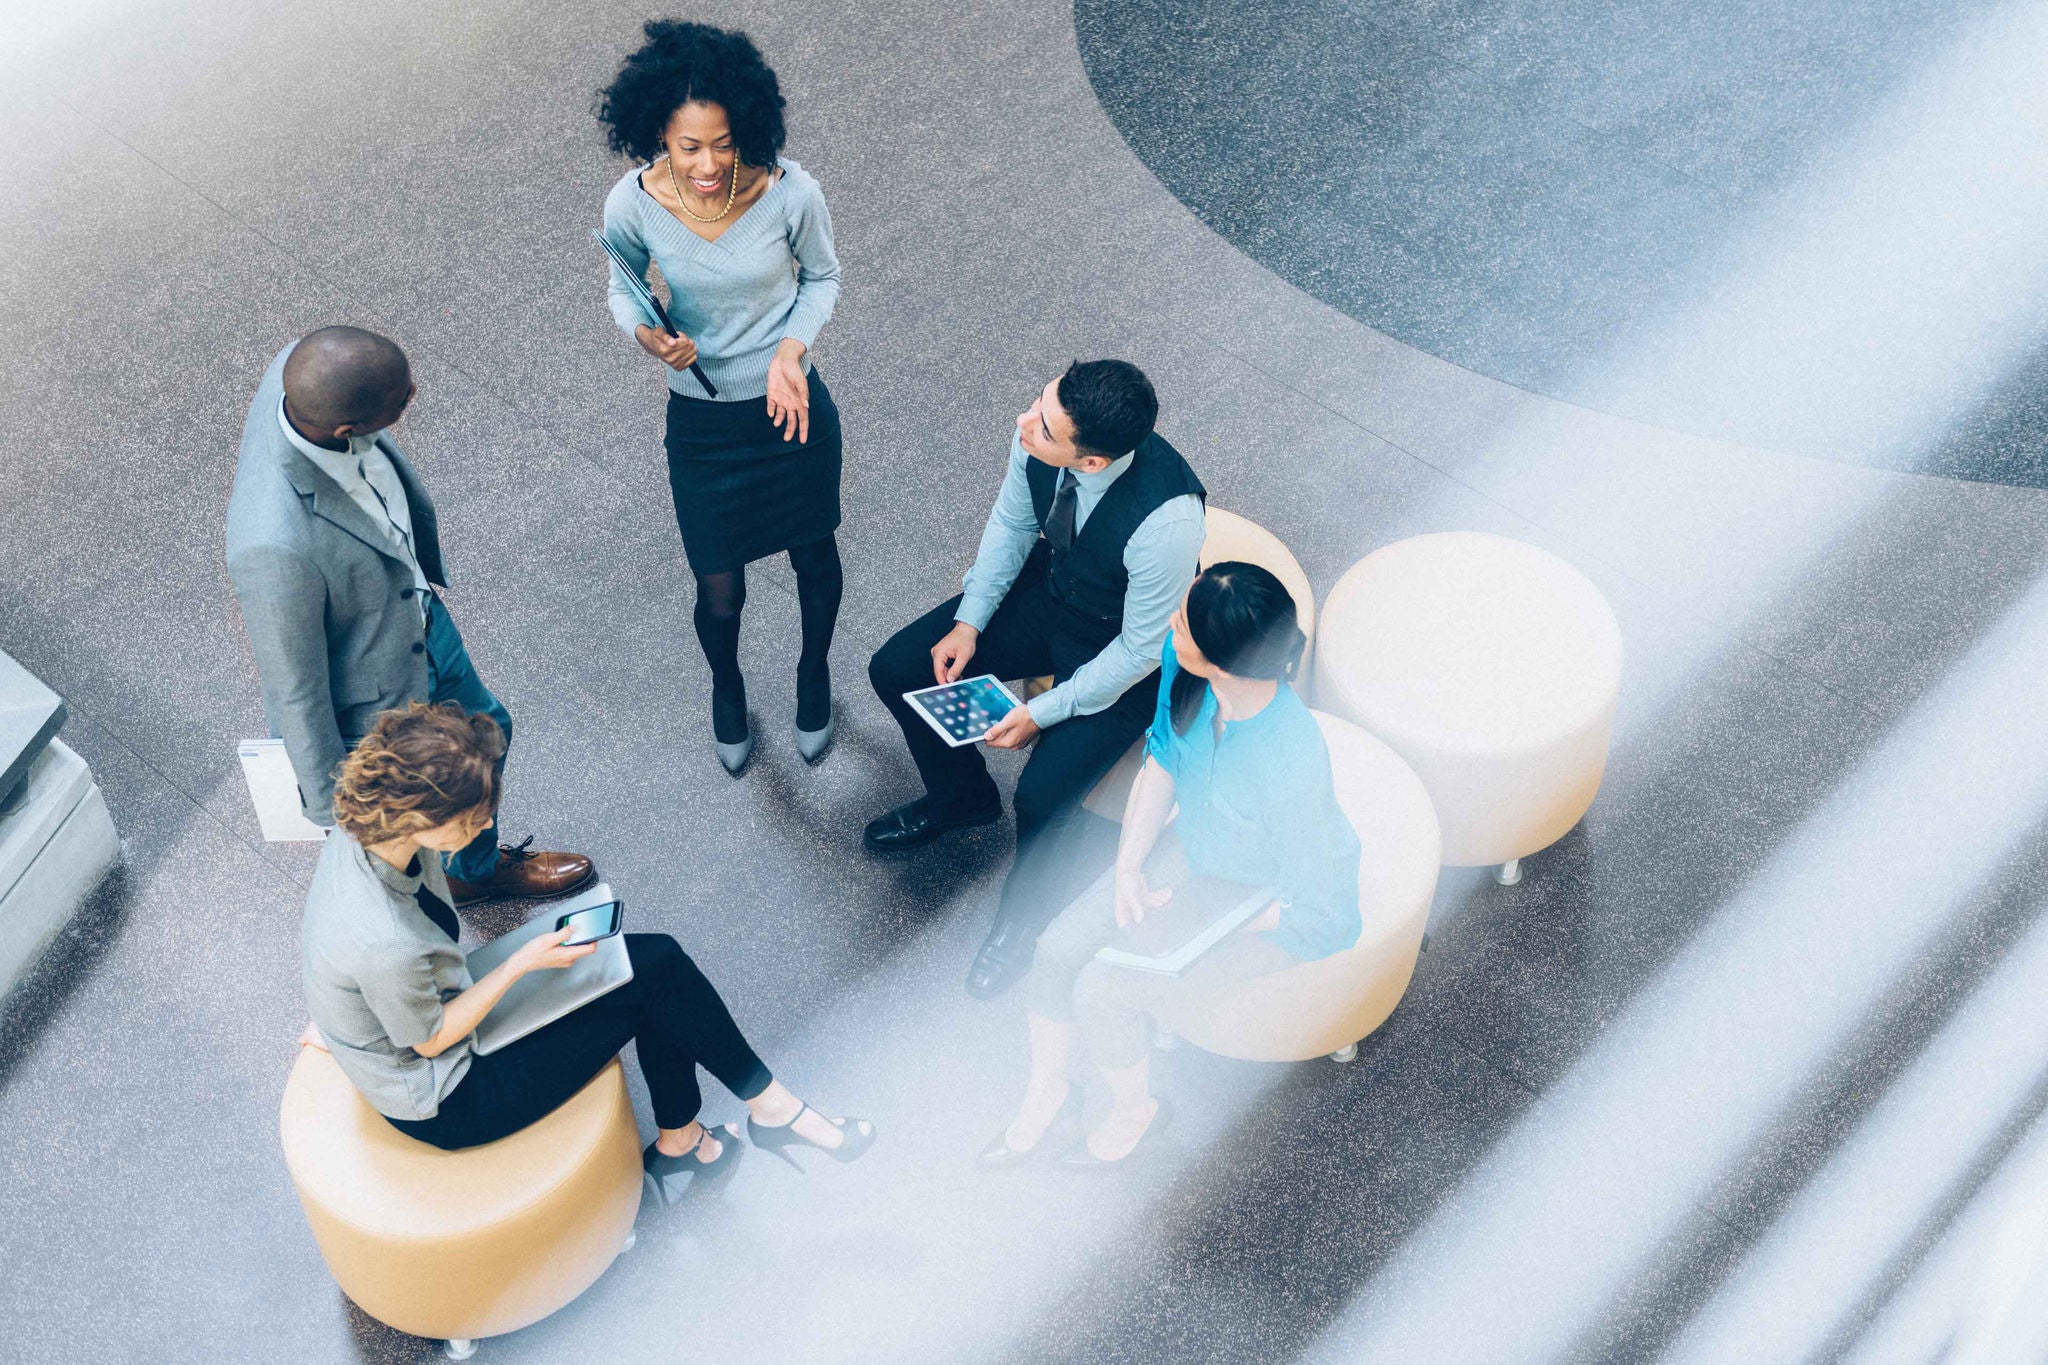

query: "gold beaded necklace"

left=667, top=152, right=740, bottom=224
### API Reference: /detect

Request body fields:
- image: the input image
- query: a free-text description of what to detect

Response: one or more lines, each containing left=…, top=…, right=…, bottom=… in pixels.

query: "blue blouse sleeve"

left=1144, top=633, right=1181, bottom=775
left=1261, top=708, right=1364, bottom=960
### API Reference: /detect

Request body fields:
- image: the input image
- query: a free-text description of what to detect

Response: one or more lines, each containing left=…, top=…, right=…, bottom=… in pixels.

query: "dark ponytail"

left=1170, top=561, right=1305, bottom=734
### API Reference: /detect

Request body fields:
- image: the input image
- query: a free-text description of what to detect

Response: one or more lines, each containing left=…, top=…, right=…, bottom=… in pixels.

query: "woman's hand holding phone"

left=510, top=927, right=598, bottom=976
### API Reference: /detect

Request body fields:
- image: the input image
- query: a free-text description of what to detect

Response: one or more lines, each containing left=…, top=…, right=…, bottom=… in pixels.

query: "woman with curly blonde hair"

left=301, top=702, right=872, bottom=1198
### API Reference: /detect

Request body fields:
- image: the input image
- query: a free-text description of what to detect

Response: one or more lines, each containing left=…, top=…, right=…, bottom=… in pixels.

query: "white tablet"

left=902, top=674, right=1024, bottom=748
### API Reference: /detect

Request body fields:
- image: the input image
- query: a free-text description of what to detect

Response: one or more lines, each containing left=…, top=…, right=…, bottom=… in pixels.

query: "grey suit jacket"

left=225, top=343, right=450, bottom=824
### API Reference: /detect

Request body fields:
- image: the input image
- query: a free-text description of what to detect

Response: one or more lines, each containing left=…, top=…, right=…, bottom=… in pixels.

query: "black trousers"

left=389, top=934, right=772, bottom=1151
left=868, top=578, right=1158, bottom=938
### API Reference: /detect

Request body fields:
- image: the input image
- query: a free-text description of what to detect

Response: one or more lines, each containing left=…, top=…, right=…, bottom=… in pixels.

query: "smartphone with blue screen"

left=555, top=899, right=624, bottom=946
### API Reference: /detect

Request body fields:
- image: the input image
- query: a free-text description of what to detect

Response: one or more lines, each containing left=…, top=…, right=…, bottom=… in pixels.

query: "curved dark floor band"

left=1075, top=0, right=2047, bottom=488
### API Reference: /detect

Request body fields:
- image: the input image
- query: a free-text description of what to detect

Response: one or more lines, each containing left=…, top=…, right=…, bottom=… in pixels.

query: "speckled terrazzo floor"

left=3, top=2, right=2047, bottom=1363
left=1077, top=0, right=2048, bottom=489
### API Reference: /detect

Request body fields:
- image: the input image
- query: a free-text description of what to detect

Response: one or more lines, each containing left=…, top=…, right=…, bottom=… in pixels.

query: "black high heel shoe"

left=977, top=1086, right=1082, bottom=1171
left=643, top=1122, right=745, bottom=1205
left=1061, top=1098, right=1173, bottom=1170
left=747, top=1105, right=876, bottom=1169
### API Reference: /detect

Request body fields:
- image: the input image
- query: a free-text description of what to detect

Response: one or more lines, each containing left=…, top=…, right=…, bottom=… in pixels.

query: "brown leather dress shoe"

left=445, top=837, right=596, bottom=906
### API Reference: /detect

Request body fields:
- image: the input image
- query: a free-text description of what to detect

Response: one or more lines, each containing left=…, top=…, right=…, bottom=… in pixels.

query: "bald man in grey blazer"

left=226, top=327, right=591, bottom=903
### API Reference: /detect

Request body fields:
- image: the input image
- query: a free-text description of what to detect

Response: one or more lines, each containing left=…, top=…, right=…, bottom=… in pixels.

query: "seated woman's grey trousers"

left=1023, top=835, right=1297, bottom=1069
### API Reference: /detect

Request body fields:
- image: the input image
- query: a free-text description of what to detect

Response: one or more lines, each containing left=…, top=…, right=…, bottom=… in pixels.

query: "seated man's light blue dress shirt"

left=957, top=431, right=1206, bottom=728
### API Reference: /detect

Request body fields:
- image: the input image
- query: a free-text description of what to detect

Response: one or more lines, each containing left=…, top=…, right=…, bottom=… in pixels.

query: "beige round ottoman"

left=1078, top=506, right=1318, bottom=818
left=1312, top=532, right=1622, bottom=881
left=1152, top=711, right=1441, bottom=1062
left=280, top=1050, right=642, bottom=1358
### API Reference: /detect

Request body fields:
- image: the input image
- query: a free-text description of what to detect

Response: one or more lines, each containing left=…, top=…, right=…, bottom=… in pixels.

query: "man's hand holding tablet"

left=903, top=674, right=1027, bottom=748
left=983, top=706, right=1039, bottom=749
left=928, top=622, right=1039, bottom=747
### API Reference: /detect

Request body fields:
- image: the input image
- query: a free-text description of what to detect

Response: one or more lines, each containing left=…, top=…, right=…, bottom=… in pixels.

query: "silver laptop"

left=466, top=882, right=634, bottom=1055
left=1093, top=879, right=1279, bottom=976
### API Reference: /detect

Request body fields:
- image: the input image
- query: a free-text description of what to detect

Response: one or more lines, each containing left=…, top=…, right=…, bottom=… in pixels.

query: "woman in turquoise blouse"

left=982, top=562, right=1363, bottom=1169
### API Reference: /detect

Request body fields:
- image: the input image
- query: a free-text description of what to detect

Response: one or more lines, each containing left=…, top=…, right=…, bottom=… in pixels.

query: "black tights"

left=694, top=534, right=844, bottom=742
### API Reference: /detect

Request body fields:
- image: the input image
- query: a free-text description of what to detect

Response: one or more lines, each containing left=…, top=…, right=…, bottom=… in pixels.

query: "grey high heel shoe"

left=794, top=668, right=835, bottom=765
left=712, top=679, right=753, bottom=776
left=793, top=716, right=835, bottom=764
left=715, top=731, right=755, bottom=776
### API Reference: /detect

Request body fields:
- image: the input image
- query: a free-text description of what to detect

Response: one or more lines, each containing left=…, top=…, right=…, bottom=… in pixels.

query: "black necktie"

left=415, top=885, right=459, bottom=942
left=1045, top=471, right=1078, bottom=554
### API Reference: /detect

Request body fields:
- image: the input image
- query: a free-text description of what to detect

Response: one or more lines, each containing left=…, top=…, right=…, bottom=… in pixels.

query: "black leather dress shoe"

left=966, top=920, right=1038, bottom=1000
left=862, top=797, right=1000, bottom=854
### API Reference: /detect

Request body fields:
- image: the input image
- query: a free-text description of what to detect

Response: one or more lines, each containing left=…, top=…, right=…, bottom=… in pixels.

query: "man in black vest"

left=865, top=361, right=1206, bottom=998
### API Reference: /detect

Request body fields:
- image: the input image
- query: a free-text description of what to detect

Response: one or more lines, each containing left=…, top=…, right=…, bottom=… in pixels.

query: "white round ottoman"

left=1311, top=532, right=1622, bottom=882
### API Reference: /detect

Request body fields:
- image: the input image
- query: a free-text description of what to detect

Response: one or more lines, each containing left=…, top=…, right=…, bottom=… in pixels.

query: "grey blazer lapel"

left=276, top=443, right=414, bottom=568
left=378, top=437, right=448, bottom=587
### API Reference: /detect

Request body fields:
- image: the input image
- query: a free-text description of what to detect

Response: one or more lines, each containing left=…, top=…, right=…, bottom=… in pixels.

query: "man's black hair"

left=1056, top=359, right=1158, bottom=460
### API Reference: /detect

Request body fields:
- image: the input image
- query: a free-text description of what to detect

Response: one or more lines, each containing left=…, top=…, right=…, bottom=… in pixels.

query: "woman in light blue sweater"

left=597, top=21, right=845, bottom=774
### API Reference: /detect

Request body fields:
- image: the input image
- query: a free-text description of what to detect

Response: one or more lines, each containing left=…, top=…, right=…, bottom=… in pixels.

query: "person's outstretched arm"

left=932, top=434, right=1043, bottom=686
left=1111, top=754, right=1181, bottom=925
left=766, top=174, right=844, bottom=443
left=1110, top=640, right=1188, bottom=924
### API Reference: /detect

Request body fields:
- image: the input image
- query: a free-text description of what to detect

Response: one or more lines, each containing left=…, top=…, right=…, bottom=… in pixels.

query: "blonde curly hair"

left=332, top=702, right=506, bottom=846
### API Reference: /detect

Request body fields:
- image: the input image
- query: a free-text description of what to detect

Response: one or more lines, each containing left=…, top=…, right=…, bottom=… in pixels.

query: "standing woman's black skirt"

left=662, top=368, right=844, bottom=576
